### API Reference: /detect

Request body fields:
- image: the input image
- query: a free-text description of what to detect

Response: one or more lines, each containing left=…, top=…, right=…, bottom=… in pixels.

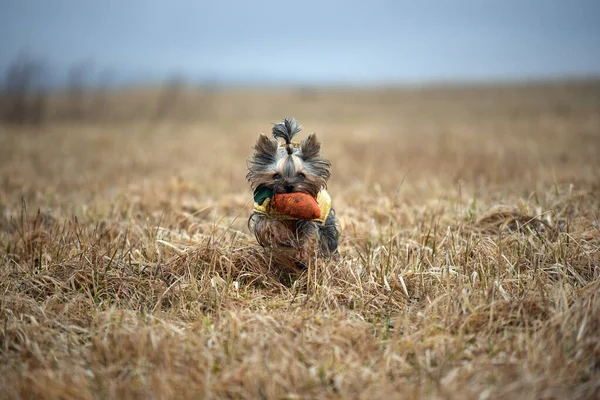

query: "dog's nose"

left=284, top=184, right=295, bottom=193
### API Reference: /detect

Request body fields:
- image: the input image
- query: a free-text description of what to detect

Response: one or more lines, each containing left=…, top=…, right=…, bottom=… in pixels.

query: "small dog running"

left=247, top=118, right=339, bottom=266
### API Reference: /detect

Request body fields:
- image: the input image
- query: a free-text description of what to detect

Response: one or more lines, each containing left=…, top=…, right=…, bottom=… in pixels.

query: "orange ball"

left=272, top=192, right=321, bottom=220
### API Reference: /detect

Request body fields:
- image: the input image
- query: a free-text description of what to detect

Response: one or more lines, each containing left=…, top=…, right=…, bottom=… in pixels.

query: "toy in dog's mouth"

left=272, top=192, right=321, bottom=220
left=253, top=186, right=331, bottom=223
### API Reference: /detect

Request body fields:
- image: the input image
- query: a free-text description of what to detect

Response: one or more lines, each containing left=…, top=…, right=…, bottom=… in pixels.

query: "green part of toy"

left=253, top=186, right=272, bottom=206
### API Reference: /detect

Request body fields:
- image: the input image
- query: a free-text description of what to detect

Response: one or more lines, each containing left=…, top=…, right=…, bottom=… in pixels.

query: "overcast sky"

left=1, top=0, right=600, bottom=85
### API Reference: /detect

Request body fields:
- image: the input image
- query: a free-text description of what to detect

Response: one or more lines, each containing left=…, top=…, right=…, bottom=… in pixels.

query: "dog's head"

left=247, top=118, right=331, bottom=198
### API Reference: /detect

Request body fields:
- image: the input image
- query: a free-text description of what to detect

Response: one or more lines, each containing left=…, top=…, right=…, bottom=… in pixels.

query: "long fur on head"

left=272, top=117, right=302, bottom=144
left=247, top=117, right=331, bottom=198
left=299, top=133, right=331, bottom=182
left=272, top=118, right=302, bottom=155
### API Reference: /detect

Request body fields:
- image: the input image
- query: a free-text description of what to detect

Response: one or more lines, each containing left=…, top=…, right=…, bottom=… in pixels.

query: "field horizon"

left=1, top=81, right=599, bottom=399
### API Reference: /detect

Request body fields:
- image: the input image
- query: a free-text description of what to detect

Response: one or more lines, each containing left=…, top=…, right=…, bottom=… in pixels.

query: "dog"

left=247, top=118, right=339, bottom=266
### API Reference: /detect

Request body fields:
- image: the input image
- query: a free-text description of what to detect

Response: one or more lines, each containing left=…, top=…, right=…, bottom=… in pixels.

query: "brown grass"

left=1, top=82, right=599, bottom=399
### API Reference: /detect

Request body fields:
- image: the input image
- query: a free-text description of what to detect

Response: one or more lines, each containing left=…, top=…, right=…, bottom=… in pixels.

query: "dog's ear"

left=254, top=133, right=278, bottom=158
left=300, top=133, right=321, bottom=160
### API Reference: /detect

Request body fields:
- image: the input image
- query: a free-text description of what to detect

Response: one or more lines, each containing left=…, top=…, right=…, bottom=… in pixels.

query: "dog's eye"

left=273, top=173, right=281, bottom=180
left=297, top=172, right=306, bottom=180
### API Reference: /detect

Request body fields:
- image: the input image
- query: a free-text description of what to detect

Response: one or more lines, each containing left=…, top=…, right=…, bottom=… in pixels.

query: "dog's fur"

left=247, top=118, right=339, bottom=266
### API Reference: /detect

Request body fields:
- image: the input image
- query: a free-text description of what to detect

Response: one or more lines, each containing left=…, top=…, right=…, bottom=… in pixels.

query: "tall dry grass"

left=1, top=82, right=599, bottom=399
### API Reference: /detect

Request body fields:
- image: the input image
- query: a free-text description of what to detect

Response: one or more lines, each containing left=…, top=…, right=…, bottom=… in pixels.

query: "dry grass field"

left=1, top=81, right=599, bottom=399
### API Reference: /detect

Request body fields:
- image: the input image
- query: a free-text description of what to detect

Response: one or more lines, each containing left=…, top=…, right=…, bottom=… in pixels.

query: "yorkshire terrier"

left=247, top=117, right=339, bottom=266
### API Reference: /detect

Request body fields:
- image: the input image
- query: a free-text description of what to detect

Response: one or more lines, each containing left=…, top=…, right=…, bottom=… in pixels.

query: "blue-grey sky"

left=1, top=0, right=600, bottom=86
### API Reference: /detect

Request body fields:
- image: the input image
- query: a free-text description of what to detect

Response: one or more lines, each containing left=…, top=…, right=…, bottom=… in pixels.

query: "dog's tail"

left=272, top=117, right=302, bottom=155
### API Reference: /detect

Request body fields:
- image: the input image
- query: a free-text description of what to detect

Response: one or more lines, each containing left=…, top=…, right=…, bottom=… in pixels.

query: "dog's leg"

left=248, top=213, right=295, bottom=249
left=318, top=209, right=339, bottom=257
left=295, top=221, right=320, bottom=266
